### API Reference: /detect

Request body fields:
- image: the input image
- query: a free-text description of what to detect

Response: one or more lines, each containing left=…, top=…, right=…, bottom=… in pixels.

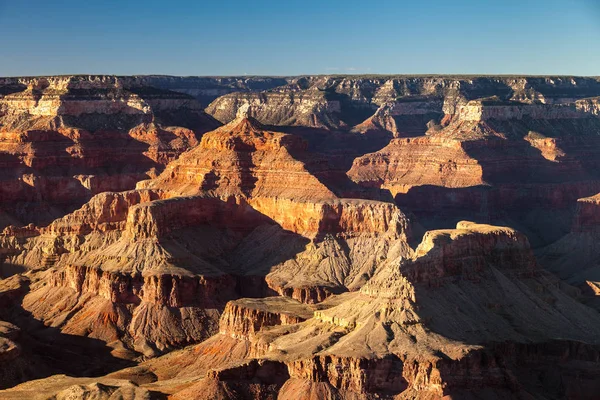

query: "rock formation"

left=537, top=193, right=600, bottom=311
left=1, top=75, right=600, bottom=399
left=0, top=101, right=410, bottom=363
left=0, top=75, right=219, bottom=227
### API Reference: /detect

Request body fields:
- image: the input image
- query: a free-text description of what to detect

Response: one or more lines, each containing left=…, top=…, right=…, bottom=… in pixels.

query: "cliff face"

left=130, top=75, right=290, bottom=106
left=138, top=112, right=337, bottom=201
left=0, top=76, right=219, bottom=227
left=537, top=193, right=600, bottom=303
left=231, top=222, right=600, bottom=399
left=572, top=193, right=600, bottom=233
left=204, top=77, right=600, bottom=243
left=101, top=221, right=600, bottom=399
left=2, top=75, right=600, bottom=399
left=349, top=98, right=600, bottom=247
left=205, top=76, right=600, bottom=131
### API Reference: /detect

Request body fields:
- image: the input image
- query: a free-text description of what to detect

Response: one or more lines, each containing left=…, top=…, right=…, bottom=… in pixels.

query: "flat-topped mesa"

left=123, top=194, right=407, bottom=242
left=407, top=221, right=536, bottom=282
left=349, top=98, right=600, bottom=229
left=43, top=189, right=165, bottom=235
left=138, top=114, right=336, bottom=201
left=363, top=221, right=535, bottom=296
left=456, top=96, right=600, bottom=121
left=348, top=136, right=484, bottom=196
left=219, top=297, right=313, bottom=339
left=247, top=197, right=409, bottom=240
left=125, top=195, right=273, bottom=240
left=572, top=193, right=600, bottom=233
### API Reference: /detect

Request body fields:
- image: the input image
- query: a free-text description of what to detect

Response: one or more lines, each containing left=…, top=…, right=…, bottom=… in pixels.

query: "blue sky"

left=1, top=0, right=599, bottom=76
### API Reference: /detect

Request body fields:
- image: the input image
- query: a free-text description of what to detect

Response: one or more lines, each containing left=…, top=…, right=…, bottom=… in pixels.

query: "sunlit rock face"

left=0, top=75, right=220, bottom=227
left=1, top=75, right=600, bottom=400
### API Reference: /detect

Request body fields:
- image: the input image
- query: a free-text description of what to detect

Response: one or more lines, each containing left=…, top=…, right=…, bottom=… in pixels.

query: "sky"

left=0, top=0, right=599, bottom=76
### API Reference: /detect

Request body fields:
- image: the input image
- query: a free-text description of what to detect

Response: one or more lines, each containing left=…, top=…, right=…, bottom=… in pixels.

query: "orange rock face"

left=2, top=75, right=600, bottom=400
left=0, top=76, right=219, bottom=227
left=139, top=113, right=337, bottom=201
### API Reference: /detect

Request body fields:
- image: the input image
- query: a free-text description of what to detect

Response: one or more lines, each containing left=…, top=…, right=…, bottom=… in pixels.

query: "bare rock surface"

left=1, top=75, right=600, bottom=399
left=0, top=76, right=219, bottom=227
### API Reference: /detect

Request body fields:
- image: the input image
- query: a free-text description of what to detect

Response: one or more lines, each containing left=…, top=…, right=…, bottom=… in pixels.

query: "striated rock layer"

left=349, top=95, right=600, bottom=246
left=206, top=75, right=600, bottom=132
left=1, top=75, right=600, bottom=399
left=0, top=75, right=219, bottom=227
left=62, top=222, right=600, bottom=400
left=0, top=113, right=411, bottom=361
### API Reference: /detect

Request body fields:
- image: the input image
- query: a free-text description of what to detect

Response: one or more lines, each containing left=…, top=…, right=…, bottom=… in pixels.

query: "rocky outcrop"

left=205, top=75, right=600, bottom=133
left=4, top=75, right=600, bottom=399
left=106, top=220, right=600, bottom=398
left=1, top=376, right=158, bottom=399
left=349, top=95, right=600, bottom=247
left=45, top=264, right=235, bottom=308
left=352, top=99, right=444, bottom=137
left=22, top=265, right=231, bottom=354
left=348, top=136, right=485, bottom=195
left=457, top=96, right=600, bottom=121
left=247, top=197, right=408, bottom=239
left=265, top=223, right=600, bottom=398
left=0, top=75, right=219, bottom=227
left=206, top=88, right=345, bottom=129
left=132, top=75, right=289, bottom=106
left=43, top=189, right=165, bottom=235
left=572, top=193, right=600, bottom=233
left=219, top=297, right=313, bottom=339
left=138, top=113, right=337, bottom=201
left=404, top=221, right=536, bottom=284
left=537, top=192, right=600, bottom=298
left=124, top=195, right=273, bottom=239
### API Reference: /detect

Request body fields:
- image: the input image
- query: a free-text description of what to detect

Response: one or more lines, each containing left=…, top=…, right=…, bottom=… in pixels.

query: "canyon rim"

left=2, top=0, right=600, bottom=398
left=0, top=75, right=599, bottom=399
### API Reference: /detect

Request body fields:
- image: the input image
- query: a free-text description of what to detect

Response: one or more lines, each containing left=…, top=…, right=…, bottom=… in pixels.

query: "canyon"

left=0, top=75, right=599, bottom=399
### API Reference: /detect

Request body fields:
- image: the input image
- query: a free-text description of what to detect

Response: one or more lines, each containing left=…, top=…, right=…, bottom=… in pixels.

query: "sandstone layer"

left=0, top=75, right=219, bottom=227
left=58, top=221, right=599, bottom=400
left=1, top=75, right=600, bottom=400
left=0, top=107, right=411, bottom=363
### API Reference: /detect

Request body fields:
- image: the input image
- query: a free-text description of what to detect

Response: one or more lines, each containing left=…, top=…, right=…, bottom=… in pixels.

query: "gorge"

left=0, top=75, right=599, bottom=399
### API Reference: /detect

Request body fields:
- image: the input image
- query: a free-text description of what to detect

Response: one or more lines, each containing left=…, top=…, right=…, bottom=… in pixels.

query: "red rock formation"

left=348, top=136, right=485, bottom=195
left=43, top=189, right=165, bottom=235
left=0, top=76, right=220, bottom=227
left=3, top=75, right=600, bottom=399
left=404, top=221, right=536, bottom=284
left=349, top=95, right=600, bottom=247
left=138, top=111, right=337, bottom=201
left=219, top=297, right=312, bottom=339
